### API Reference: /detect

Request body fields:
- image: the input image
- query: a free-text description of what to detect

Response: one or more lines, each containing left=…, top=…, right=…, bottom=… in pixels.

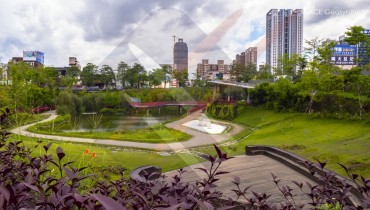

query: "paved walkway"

left=165, top=155, right=315, bottom=204
left=11, top=111, right=244, bottom=151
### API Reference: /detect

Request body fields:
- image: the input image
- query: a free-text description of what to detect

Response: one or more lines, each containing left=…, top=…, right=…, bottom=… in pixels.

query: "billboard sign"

left=363, top=29, right=370, bottom=35
left=330, top=56, right=356, bottom=65
left=23, top=51, right=36, bottom=61
left=332, top=44, right=357, bottom=56
left=331, top=44, right=356, bottom=65
left=23, top=51, right=44, bottom=64
left=36, top=51, right=44, bottom=64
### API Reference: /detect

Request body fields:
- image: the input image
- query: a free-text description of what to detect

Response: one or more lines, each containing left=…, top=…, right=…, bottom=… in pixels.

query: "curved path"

left=11, top=111, right=244, bottom=151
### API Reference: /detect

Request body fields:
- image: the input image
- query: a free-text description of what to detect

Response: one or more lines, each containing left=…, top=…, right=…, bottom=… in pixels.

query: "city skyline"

left=0, top=0, right=369, bottom=75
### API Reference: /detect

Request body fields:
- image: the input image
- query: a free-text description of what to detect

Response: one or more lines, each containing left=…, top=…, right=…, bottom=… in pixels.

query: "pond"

left=61, top=112, right=180, bottom=132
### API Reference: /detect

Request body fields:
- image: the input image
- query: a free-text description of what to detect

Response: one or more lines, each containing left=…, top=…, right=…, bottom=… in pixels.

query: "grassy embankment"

left=9, top=135, right=204, bottom=177
left=197, top=107, right=370, bottom=178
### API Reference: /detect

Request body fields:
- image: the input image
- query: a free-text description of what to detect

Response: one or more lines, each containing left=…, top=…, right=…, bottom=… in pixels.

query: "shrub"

left=55, top=90, right=81, bottom=117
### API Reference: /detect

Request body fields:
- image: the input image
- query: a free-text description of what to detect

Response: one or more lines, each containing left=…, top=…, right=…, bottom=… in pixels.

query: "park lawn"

left=197, top=107, right=370, bottom=178
left=11, top=135, right=204, bottom=177
left=5, top=112, right=50, bottom=129
left=28, top=118, right=191, bottom=143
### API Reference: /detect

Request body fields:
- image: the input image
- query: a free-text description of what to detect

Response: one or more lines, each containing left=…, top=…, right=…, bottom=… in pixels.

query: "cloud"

left=0, top=0, right=369, bottom=69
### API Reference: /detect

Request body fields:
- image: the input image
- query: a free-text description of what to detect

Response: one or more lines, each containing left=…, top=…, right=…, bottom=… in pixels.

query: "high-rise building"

left=235, top=52, right=246, bottom=67
left=173, top=38, right=188, bottom=72
left=358, top=29, right=370, bottom=67
left=196, top=59, right=230, bottom=81
left=266, top=9, right=303, bottom=73
left=245, top=47, right=257, bottom=65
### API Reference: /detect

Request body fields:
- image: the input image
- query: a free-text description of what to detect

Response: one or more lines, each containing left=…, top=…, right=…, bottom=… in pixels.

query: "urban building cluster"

left=1, top=8, right=369, bottom=87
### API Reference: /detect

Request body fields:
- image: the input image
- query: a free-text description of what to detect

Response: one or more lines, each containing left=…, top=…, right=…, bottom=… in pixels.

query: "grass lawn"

left=5, top=112, right=50, bottom=129
left=10, top=135, right=204, bottom=178
left=27, top=116, right=191, bottom=143
left=197, top=107, right=370, bottom=178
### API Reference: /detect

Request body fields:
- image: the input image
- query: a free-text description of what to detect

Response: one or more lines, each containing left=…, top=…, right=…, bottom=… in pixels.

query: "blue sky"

left=0, top=0, right=369, bottom=75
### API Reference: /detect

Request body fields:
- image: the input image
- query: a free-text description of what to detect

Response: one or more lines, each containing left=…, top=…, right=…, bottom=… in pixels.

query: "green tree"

left=344, top=26, right=368, bottom=45
left=257, top=64, right=273, bottom=79
left=316, top=41, right=336, bottom=74
left=81, top=63, right=98, bottom=86
left=99, top=64, right=115, bottom=89
left=117, top=62, right=129, bottom=89
left=149, top=68, right=166, bottom=87
left=243, top=63, right=257, bottom=82
left=342, top=67, right=370, bottom=119
left=304, top=37, right=325, bottom=72
left=60, top=66, right=80, bottom=88
left=278, top=53, right=301, bottom=77
left=161, top=65, right=172, bottom=87
left=344, top=25, right=370, bottom=66
left=192, top=72, right=206, bottom=88
left=230, top=63, right=245, bottom=82
left=8, top=62, right=57, bottom=109
left=172, top=70, right=188, bottom=87
left=126, top=63, right=146, bottom=89
left=55, top=90, right=81, bottom=117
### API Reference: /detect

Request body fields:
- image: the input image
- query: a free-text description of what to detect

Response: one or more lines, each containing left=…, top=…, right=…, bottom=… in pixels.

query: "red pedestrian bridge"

left=129, top=101, right=207, bottom=114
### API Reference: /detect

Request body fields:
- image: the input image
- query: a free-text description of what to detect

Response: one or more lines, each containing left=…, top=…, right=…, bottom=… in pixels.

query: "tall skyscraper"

left=173, top=38, right=188, bottom=72
left=266, top=9, right=303, bottom=73
left=245, top=47, right=257, bottom=65
left=358, top=29, right=370, bottom=67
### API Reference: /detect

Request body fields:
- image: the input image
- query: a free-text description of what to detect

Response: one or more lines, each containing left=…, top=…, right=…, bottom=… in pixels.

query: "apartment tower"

left=266, top=9, right=303, bottom=73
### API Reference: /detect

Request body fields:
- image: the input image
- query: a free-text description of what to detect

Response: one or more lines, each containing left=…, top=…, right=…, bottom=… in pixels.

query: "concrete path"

left=165, top=155, right=315, bottom=205
left=11, top=110, right=244, bottom=151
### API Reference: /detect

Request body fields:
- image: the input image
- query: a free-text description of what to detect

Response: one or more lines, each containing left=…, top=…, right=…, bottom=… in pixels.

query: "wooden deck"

left=165, top=155, right=315, bottom=205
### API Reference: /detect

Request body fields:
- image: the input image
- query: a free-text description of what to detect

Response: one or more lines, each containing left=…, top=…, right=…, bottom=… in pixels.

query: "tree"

left=172, top=70, right=188, bottom=87
left=230, top=63, right=245, bottom=82
left=0, top=66, right=3, bottom=82
left=278, top=53, right=300, bottom=77
left=8, top=62, right=57, bottom=109
left=305, top=37, right=324, bottom=61
left=191, top=72, right=206, bottom=88
left=149, top=68, right=166, bottom=87
left=344, top=26, right=368, bottom=45
left=61, top=66, right=80, bottom=88
left=99, top=65, right=115, bottom=89
left=67, top=66, right=80, bottom=78
left=125, top=63, right=147, bottom=89
left=297, top=55, right=308, bottom=75
left=304, top=37, right=325, bottom=72
left=257, top=64, right=273, bottom=79
left=316, top=41, right=336, bottom=74
left=344, top=25, right=370, bottom=66
left=116, top=62, right=129, bottom=89
left=342, top=67, right=370, bottom=119
left=81, top=63, right=98, bottom=86
left=243, top=63, right=257, bottom=82
left=161, top=65, right=172, bottom=88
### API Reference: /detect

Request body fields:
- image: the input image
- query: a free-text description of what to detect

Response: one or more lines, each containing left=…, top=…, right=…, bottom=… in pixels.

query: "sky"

left=0, top=0, right=369, bottom=76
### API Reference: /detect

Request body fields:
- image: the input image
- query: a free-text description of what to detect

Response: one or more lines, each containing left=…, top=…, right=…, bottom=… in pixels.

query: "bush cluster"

left=206, top=102, right=245, bottom=120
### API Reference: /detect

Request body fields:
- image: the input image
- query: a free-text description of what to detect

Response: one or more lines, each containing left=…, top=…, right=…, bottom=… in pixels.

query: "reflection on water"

left=62, top=114, right=178, bottom=132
